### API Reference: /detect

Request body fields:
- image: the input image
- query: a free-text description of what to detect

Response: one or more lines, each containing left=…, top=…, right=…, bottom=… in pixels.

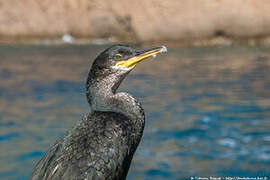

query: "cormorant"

left=30, top=44, right=167, bottom=180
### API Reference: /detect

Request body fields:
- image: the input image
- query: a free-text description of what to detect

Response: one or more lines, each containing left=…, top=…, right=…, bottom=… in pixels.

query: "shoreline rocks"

left=1, top=0, right=270, bottom=44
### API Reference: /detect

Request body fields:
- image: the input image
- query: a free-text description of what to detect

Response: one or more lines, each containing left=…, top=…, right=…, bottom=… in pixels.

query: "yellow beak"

left=115, top=46, right=167, bottom=68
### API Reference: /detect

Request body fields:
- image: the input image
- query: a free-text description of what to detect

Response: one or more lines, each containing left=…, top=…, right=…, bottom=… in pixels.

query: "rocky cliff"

left=0, top=0, right=270, bottom=43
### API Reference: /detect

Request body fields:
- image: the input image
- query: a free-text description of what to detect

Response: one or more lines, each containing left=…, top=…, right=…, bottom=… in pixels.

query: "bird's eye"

left=114, top=54, right=122, bottom=61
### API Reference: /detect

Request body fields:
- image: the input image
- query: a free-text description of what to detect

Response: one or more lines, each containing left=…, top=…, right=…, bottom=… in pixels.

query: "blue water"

left=0, top=44, right=269, bottom=179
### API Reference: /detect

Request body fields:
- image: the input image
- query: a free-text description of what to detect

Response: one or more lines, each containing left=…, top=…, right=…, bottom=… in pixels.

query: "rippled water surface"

left=0, top=44, right=269, bottom=180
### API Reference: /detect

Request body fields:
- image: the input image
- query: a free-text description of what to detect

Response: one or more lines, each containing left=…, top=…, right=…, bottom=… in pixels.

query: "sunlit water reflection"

left=0, top=44, right=269, bottom=180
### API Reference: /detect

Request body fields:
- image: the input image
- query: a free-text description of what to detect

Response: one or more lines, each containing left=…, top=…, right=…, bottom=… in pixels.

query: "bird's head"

left=90, top=44, right=167, bottom=82
left=86, top=44, right=167, bottom=108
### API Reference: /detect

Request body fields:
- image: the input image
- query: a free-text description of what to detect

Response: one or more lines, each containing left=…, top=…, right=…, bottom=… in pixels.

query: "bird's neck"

left=86, top=75, right=145, bottom=131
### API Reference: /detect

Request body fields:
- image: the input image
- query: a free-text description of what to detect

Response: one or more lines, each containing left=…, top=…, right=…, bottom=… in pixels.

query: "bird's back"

left=30, top=111, right=141, bottom=180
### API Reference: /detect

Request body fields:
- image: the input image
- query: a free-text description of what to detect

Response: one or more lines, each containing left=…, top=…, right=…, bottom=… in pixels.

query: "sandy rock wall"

left=0, top=0, right=270, bottom=42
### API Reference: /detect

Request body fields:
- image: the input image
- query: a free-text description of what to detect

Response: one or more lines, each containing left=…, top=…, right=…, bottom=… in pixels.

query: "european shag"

left=30, top=44, right=167, bottom=180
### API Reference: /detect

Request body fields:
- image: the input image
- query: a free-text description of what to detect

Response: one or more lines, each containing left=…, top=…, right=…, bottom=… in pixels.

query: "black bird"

left=30, top=44, right=167, bottom=180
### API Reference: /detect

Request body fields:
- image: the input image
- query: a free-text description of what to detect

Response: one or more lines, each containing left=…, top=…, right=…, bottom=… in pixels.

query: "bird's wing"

left=29, top=141, right=62, bottom=180
left=29, top=112, right=134, bottom=180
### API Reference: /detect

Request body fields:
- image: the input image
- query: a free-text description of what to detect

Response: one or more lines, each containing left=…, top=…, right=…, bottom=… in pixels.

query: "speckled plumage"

left=30, top=45, right=146, bottom=180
